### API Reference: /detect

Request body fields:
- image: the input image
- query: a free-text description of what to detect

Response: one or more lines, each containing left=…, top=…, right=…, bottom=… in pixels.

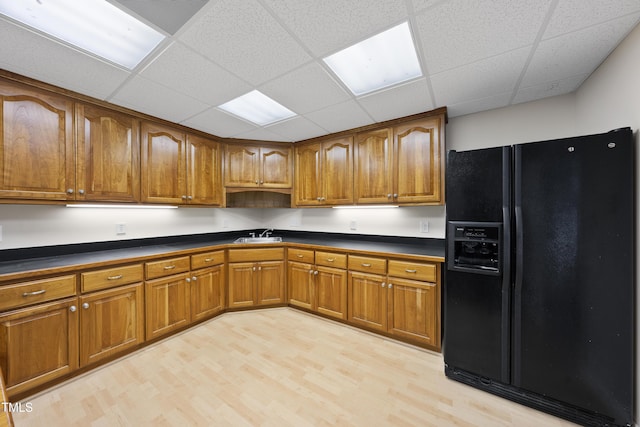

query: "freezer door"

left=444, top=147, right=511, bottom=384
left=512, top=128, right=634, bottom=425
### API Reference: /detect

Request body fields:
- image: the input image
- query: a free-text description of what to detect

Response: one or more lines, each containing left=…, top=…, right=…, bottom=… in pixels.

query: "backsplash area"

left=0, top=204, right=445, bottom=250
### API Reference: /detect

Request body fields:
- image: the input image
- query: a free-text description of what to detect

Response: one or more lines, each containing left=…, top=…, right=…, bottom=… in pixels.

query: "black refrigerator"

left=444, top=128, right=635, bottom=427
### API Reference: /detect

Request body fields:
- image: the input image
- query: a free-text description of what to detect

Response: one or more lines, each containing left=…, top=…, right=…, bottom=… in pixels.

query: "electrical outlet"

left=116, top=223, right=127, bottom=235
left=349, top=220, right=357, bottom=230
left=420, top=219, right=429, bottom=233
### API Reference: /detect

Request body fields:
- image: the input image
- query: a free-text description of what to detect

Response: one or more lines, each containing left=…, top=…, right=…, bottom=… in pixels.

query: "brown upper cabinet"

left=354, top=114, right=445, bottom=205
left=141, top=121, right=222, bottom=206
left=224, top=144, right=292, bottom=189
left=294, top=136, right=354, bottom=206
left=0, top=80, right=74, bottom=201
left=76, top=103, right=140, bottom=202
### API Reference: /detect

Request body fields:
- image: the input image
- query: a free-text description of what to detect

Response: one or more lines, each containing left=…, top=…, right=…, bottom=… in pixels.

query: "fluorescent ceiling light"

left=323, top=22, right=422, bottom=96
left=333, top=205, right=399, bottom=209
left=66, top=204, right=177, bottom=209
left=218, top=90, right=296, bottom=126
left=0, top=0, right=165, bottom=69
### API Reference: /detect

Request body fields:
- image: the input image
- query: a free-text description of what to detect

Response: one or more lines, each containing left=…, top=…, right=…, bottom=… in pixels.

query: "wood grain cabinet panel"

left=354, top=128, right=393, bottom=204
left=0, top=297, right=79, bottom=398
left=315, top=266, right=347, bottom=320
left=145, top=273, right=191, bottom=340
left=228, top=249, right=285, bottom=309
left=75, top=104, right=140, bottom=202
left=141, top=121, right=186, bottom=204
left=227, top=262, right=256, bottom=309
left=225, top=144, right=292, bottom=189
left=294, top=136, right=353, bottom=206
left=348, top=271, right=388, bottom=332
left=287, top=260, right=314, bottom=310
left=79, top=283, right=144, bottom=367
left=0, top=81, right=74, bottom=201
left=187, top=134, right=222, bottom=206
left=190, top=264, right=225, bottom=322
left=387, top=278, right=438, bottom=347
left=81, top=264, right=143, bottom=293
left=394, top=116, right=444, bottom=204
left=0, top=275, right=76, bottom=312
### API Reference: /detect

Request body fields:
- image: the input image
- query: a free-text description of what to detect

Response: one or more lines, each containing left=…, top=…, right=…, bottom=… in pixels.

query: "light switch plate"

left=116, top=223, right=126, bottom=235
left=349, top=220, right=357, bottom=230
left=420, top=219, right=429, bottom=233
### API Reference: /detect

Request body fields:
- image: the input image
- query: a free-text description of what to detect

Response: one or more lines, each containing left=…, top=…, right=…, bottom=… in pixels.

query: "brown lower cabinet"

left=0, top=243, right=441, bottom=401
left=79, top=283, right=145, bottom=367
left=0, top=297, right=79, bottom=397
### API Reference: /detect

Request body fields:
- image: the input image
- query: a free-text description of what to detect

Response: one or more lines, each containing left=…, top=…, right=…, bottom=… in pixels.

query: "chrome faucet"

left=259, top=228, right=273, bottom=238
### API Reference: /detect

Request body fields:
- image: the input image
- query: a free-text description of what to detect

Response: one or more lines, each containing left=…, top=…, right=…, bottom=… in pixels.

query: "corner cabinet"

left=227, top=248, right=286, bottom=308
left=224, top=144, right=292, bottom=189
left=354, top=113, right=445, bottom=206
left=0, top=80, right=74, bottom=201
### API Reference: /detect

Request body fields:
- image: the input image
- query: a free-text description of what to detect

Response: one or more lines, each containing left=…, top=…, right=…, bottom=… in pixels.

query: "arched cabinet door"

left=0, top=81, right=74, bottom=201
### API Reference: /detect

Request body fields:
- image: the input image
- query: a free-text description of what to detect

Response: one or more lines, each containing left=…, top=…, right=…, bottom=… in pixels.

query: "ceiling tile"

left=446, top=92, right=512, bottom=118
left=416, top=0, right=553, bottom=74
left=521, top=14, right=640, bottom=88
left=410, top=0, right=444, bottom=14
left=178, top=0, right=311, bottom=86
left=514, top=74, right=588, bottom=105
left=140, top=42, right=252, bottom=105
left=0, top=18, right=130, bottom=100
left=183, top=108, right=258, bottom=138
left=110, top=76, right=209, bottom=123
left=305, top=100, right=373, bottom=133
left=543, top=0, right=640, bottom=40
left=235, top=127, right=288, bottom=142
left=259, top=63, right=350, bottom=115
left=266, top=116, right=329, bottom=142
left=431, top=47, right=530, bottom=106
left=357, top=78, right=433, bottom=122
left=262, top=0, right=408, bottom=56
left=113, top=0, right=208, bottom=35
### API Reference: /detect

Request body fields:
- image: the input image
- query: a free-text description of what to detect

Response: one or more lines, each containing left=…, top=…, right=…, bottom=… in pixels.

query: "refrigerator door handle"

left=512, top=145, right=524, bottom=387
left=500, top=146, right=512, bottom=384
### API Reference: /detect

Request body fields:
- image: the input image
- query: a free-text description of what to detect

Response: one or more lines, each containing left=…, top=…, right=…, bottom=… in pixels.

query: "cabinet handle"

left=70, top=305, right=77, bottom=312
left=192, top=276, right=197, bottom=281
left=204, top=258, right=213, bottom=262
left=260, top=180, right=264, bottom=184
left=107, top=275, right=123, bottom=280
left=181, top=195, right=187, bottom=200
left=314, top=270, right=318, bottom=275
left=188, top=196, right=193, bottom=200
left=296, top=254, right=304, bottom=258
left=186, top=278, right=191, bottom=283
left=163, top=265, right=176, bottom=270
left=405, top=269, right=417, bottom=273
left=320, top=197, right=325, bottom=201
left=316, top=197, right=322, bottom=201
left=393, top=193, right=398, bottom=198
left=78, top=189, right=85, bottom=195
left=258, top=266, right=262, bottom=271
left=388, top=283, right=393, bottom=289
left=22, top=289, right=46, bottom=297
left=255, top=180, right=259, bottom=184
left=361, top=263, right=372, bottom=267
left=387, top=194, right=392, bottom=198
left=382, top=282, right=386, bottom=288
left=309, top=270, right=313, bottom=274
left=82, top=303, right=89, bottom=309
left=66, top=188, right=74, bottom=194
left=326, top=258, right=335, bottom=262
left=253, top=267, right=256, bottom=271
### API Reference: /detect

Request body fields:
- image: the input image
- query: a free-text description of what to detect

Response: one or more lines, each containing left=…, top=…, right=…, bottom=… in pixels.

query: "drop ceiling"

left=1, top=0, right=638, bottom=142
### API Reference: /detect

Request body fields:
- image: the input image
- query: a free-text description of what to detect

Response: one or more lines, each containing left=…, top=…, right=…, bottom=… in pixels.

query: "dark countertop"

left=0, top=230, right=445, bottom=280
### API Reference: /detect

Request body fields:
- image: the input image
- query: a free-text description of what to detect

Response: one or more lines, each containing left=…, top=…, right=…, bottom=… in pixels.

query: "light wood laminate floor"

left=13, top=308, right=577, bottom=426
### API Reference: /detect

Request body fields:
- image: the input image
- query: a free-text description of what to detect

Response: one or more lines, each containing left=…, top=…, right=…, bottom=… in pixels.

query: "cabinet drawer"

left=228, top=248, right=284, bottom=263
left=388, top=260, right=437, bottom=282
left=287, top=248, right=314, bottom=263
left=191, top=250, right=225, bottom=270
left=81, top=264, right=143, bottom=293
left=348, top=255, right=387, bottom=275
left=315, top=251, right=347, bottom=269
left=145, top=256, right=190, bottom=279
left=0, top=275, right=76, bottom=311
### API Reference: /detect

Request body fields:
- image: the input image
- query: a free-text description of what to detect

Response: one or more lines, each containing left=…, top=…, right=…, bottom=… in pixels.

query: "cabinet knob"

left=192, top=276, right=197, bottom=281
left=387, top=194, right=392, bottom=198
left=320, top=197, right=325, bottom=201
left=317, top=197, right=322, bottom=201
left=82, top=303, right=89, bottom=309
left=314, top=270, right=318, bottom=275
left=255, top=180, right=259, bottom=184
left=188, top=196, right=193, bottom=200
left=393, top=193, right=398, bottom=198
left=67, top=188, right=74, bottom=194
left=260, top=180, right=264, bottom=184
left=382, top=283, right=386, bottom=288
left=186, top=278, right=191, bottom=283
left=388, top=283, right=393, bottom=289
left=69, top=305, right=77, bottom=312
left=181, top=195, right=187, bottom=200
left=253, top=267, right=256, bottom=271
left=78, top=189, right=85, bottom=195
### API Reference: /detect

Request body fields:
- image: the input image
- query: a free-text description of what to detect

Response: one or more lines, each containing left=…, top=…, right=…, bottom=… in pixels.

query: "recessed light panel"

left=323, top=22, right=422, bottom=96
left=0, top=0, right=165, bottom=69
left=218, top=90, right=297, bottom=126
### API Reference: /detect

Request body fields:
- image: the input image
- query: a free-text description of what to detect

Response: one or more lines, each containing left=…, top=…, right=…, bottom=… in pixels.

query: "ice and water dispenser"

left=447, top=222, right=502, bottom=275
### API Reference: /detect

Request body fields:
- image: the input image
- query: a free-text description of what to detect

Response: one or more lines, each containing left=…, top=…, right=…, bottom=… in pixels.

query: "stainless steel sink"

left=233, top=236, right=282, bottom=244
